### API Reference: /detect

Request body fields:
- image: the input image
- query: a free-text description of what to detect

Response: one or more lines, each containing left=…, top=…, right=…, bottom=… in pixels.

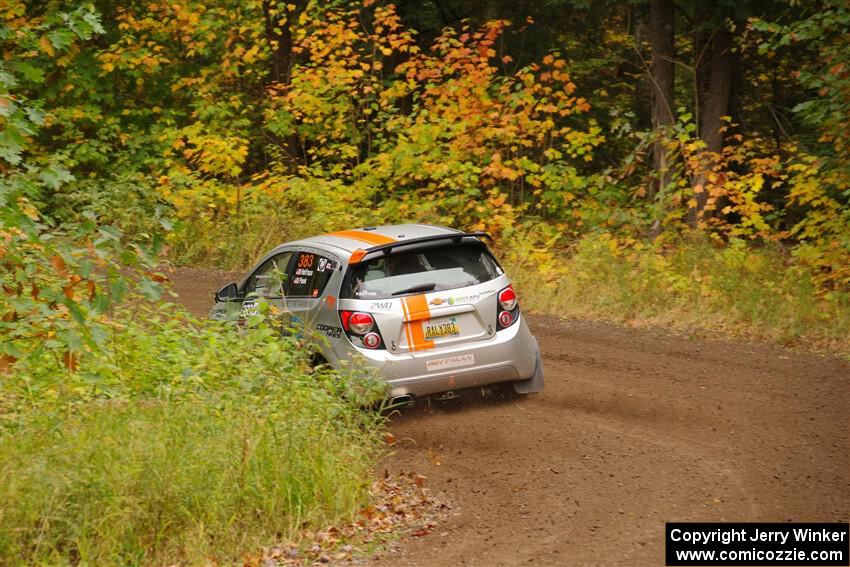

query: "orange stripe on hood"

left=402, top=294, right=434, bottom=351
left=325, top=230, right=397, bottom=247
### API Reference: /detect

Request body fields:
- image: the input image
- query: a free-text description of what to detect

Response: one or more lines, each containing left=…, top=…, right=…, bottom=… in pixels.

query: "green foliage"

left=0, top=306, right=385, bottom=564
left=0, top=3, right=103, bottom=166
left=0, top=181, right=166, bottom=370
left=0, top=192, right=384, bottom=563
left=754, top=2, right=850, bottom=178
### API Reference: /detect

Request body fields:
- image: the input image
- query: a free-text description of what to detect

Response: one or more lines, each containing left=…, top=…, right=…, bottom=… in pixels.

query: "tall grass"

left=509, top=233, right=850, bottom=354
left=0, top=307, right=386, bottom=565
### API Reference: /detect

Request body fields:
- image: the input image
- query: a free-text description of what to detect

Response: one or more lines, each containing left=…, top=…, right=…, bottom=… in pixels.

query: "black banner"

left=666, top=523, right=849, bottom=566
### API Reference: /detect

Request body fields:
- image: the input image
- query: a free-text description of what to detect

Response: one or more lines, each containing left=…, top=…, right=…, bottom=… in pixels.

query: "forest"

left=1, top=0, right=849, bottom=563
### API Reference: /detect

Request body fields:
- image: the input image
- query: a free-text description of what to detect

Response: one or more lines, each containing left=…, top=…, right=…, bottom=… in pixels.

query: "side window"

left=243, top=252, right=292, bottom=298
left=287, top=250, right=337, bottom=297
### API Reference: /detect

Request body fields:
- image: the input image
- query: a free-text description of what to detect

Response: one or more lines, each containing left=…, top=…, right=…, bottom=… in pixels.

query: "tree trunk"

left=263, top=1, right=306, bottom=169
left=649, top=0, right=675, bottom=200
left=263, top=0, right=299, bottom=85
left=690, top=26, right=734, bottom=226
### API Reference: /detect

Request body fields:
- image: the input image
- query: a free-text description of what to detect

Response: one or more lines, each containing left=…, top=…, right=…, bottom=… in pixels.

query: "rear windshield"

left=342, top=243, right=502, bottom=299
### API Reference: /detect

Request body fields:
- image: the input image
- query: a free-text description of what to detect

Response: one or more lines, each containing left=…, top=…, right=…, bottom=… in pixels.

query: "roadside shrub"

left=0, top=188, right=386, bottom=565
left=0, top=306, right=386, bottom=565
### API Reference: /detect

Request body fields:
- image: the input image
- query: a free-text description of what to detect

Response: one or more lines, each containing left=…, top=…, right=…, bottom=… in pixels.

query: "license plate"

left=422, top=317, right=460, bottom=340
left=426, top=353, right=475, bottom=372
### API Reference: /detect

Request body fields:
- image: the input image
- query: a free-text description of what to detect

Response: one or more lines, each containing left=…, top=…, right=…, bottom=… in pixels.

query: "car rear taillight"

left=340, top=310, right=353, bottom=331
left=496, top=285, right=520, bottom=331
left=498, top=310, right=513, bottom=327
left=498, top=285, right=517, bottom=311
left=362, top=332, right=381, bottom=349
left=348, top=312, right=374, bottom=334
left=339, top=310, right=385, bottom=349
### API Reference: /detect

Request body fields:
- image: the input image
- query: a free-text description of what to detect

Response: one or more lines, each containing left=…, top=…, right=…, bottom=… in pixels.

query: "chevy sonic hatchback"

left=210, top=224, right=544, bottom=400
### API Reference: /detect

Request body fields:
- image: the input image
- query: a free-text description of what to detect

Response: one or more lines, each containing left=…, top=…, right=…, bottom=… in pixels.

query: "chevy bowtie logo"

left=429, top=297, right=446, bottom=306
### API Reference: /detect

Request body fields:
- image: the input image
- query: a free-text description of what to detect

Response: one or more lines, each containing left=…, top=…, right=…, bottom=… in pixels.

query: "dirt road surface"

left=170, top=268, right=849, bottom=567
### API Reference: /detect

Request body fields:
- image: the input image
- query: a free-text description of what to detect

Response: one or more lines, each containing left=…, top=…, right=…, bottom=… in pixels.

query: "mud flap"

left=513, top=348, right=544, bottom=394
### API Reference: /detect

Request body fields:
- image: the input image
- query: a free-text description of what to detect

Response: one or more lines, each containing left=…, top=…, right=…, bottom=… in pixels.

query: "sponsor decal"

left=284, top=298, right=318, bottom=310
left=448, top=293, right=481, bottom=304
left=241, top=300, right=259, bottom=317
left=316, top=324, right=342, bottom=339
left=426, top=353, right=475, bottom=372
left=429, top=297, right=446, bottom=306
left=325, top=295, right=336, bottom=307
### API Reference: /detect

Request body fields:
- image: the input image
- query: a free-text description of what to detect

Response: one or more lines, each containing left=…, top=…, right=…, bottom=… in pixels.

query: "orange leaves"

left=39, top=35, right=54, bottom=56
left=0, top=354, right=16, bottom=375
left=63, top=274, right=83, bottom=301
left=256, top=1, right=600, bottom=235
left=50, top=254, right=67, bottom=277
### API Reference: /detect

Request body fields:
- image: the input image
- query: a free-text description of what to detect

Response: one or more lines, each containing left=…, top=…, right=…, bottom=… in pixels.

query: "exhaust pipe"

left=389, top=394, right=414, bottom=407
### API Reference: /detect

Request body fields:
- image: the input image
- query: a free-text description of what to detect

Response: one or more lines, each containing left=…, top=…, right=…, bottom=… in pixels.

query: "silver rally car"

left=210, top=224, right=543, bottom=400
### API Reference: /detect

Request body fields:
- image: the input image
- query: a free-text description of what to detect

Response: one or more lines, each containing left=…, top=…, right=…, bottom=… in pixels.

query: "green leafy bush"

left=0, top=304, right=386, bottom=565
left=1, top=179, right=385, bottom=565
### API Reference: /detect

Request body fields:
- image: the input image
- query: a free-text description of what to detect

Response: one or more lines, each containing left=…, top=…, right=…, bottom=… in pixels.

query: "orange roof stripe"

left=325, top=230, right=397, bottom=247
left=348, top=249, right=368, bottom=264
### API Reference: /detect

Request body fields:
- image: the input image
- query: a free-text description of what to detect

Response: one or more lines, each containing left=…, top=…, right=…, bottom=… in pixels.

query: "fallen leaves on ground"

left=255, top=471, right=452, bottom=566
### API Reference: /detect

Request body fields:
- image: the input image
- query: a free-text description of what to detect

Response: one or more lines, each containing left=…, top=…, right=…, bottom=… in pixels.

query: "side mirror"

left=214, top=282, right=239, bottom=303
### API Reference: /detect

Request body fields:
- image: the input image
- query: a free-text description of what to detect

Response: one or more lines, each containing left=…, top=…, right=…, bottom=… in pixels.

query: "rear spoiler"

left=348, top=231, right=492, bottom=264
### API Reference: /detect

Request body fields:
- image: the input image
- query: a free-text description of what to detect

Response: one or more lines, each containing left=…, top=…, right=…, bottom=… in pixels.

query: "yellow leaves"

left=243, top=45, right=260, bottom=63
left=19, top=199, right=40, bottom=221
left=39, top=35, right=54, bottom=56
left=3, top=1, right=25, bottom=20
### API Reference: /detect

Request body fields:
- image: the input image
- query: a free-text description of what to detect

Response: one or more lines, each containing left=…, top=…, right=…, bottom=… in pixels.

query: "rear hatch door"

left=341, top=241, right=506, bottom=354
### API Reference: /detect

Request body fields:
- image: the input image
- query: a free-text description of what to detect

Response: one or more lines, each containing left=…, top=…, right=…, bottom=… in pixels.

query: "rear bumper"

left=345, top=314, right=539, bottom=398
